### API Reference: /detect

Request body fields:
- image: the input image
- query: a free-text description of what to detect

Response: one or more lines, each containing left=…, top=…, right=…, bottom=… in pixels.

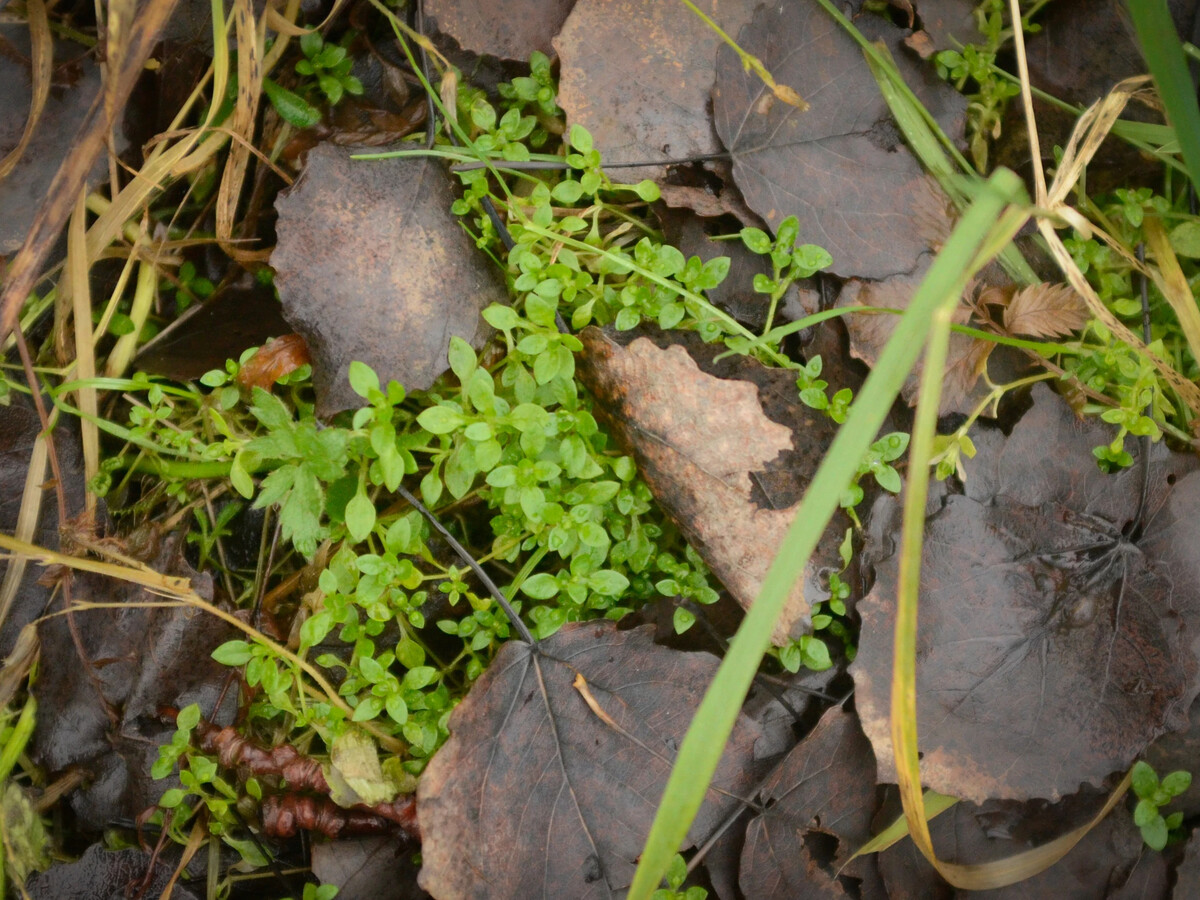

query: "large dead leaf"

left=837, top=259, right=994, bottom=417
left=0, top=26, right=119, bottom=254
left=273, top=148, right=500, bottom=417
left=577, top=327, right=857, bottom=645
left=426, top=0, right=575, bottom=60
left=738, top=708, right=885, bottom=899
left=876, top=784, right=1169, bottom=899
left=554, top=0, right=758, bottom=183
left=711, top=3, right=966, bottom=279
left=416, top=621, right=763, bottom=898
left=31, top=537, right=238, bottom=830
left=853, top=385, right=1200, bottom=802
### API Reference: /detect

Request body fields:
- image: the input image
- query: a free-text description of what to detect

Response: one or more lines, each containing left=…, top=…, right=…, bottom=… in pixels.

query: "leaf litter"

left=578, top=326, right=860, bottom=644
left=8, top=0, right=1200, bottom=894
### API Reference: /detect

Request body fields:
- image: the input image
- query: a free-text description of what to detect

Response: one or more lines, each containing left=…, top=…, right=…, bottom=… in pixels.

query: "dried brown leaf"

left=416, top=622, right=762, bottom=898
left=273, top=148, right=500, bottom=417
left=578, top=328, right=855, bottom=645
left=1002, top=282, right=1088, bottom=338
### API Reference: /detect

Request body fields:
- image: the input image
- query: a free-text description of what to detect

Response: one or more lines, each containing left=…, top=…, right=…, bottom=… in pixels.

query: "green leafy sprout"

left=1130, top=760, right=1191, bottom=851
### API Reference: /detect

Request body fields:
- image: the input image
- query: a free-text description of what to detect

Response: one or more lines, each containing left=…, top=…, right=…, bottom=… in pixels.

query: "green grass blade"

left=1125, top=0, right=1200, bottom=190
left=626, top=168, right=1028, bottom=899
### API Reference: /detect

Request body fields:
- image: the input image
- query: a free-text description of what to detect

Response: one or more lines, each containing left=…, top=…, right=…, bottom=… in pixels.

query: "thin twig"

left=396, top=483, right=536, bottom=645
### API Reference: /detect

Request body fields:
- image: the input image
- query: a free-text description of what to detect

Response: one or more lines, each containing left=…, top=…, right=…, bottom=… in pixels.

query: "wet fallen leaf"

left=30, top=536, right=238, bottom=830
left=272, top=148, right=501, bottom=417
left=906, top=0, right=982, bottom=55
left=26, top=844, right=203, bottom=900
left=853, top=385, right=1200, bottom=802
left=555, top=0, right=758, bottom=182
left=1002, top=283, right=1088, bottom=339
left=876, top=784, right=1168, bottom=899
left=311, top=835, right=427, bottom=900
left=416, top=621, right=763, bottom=898
left=711, top=3, right=966, bottom=279
left=1174, top=834, right=1200, bottom=899
left=837, top=259, right=994, bottom=416
left=0, top=26, right=118, bottom=254
left=738, top=708, right=885, bottom=899
left=426, top=0, right=575, bottom=60
left=0, top=396, right=87, bottom=657
left=578, top=327, right=857, bottom=645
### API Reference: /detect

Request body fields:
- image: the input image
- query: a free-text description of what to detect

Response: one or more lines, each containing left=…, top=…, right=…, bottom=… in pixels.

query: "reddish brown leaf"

left=272, top=149, right=501, bottom=417
left=578, top=327, right=856, bottom=645
left=416, top=622, right=762, bottom=898
left=554, top=0, right=758, bottom=182
left=711, top=3, right=966, bottom=279
left=853, top=385, right=1200, bottom=802
left=236, top=334, right=311, bottom=391
left=1002, top=282, right=1088, bottom=338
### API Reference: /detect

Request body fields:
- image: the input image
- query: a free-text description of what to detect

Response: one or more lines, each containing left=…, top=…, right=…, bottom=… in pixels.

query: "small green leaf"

left=521, top=573, right=560, bottom=599
left=448, top=337, right=477, bottom=384
left=570, top=124, right=593, bottom=153
left=1132, top=760, right=1159, bottom=798
left=1162, top=770, right=1192, bottom=796
left=212, top=640, right=255, bottom=666
left=262, top=77, right=320, bottom=128
left=1141, top=816, right=1168, bottom=851
left=418, top=405, right=466, bottom=434
left=348, top=361, right=379, bottom=398
left=345, top=490, right=376, bottom=543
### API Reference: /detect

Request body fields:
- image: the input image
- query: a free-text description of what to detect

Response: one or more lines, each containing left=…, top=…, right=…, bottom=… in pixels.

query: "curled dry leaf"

left=853, top=385, right=1200, bottom=802
left=1002, top=283, right=1089, bottom=339
left=416, top=622, right=762, bottom=899
left=578, top=327, right=856, bottom=645
left=273, top=148, right=500, bottom=417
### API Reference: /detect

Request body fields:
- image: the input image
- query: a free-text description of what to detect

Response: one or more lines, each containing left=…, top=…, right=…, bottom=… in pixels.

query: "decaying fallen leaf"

left=853, top=385, right=1200, bottom=802
left=578, top=327, right=856, bottom=645
left=711, top=3, right=966, bottom=280
left=738, top=708, right=885, bottom=899
left=273, top=148, right=501, bottom=417
left=837, top=259, right=994, bottom=417
left=426, top=0, right=575, bottom=59
left=1002, top=283, right=1088, bottom=339
left=554, top=0, right=758, bottom=182
left=416, top=622, right=763, bottom=898
left=31, top=535, right=239, bottom=830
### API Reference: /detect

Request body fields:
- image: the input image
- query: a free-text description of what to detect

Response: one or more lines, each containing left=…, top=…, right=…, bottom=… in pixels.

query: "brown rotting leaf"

left=578, top=327, right=857, bottom=645
left=711, top=3, right=966, bottom=280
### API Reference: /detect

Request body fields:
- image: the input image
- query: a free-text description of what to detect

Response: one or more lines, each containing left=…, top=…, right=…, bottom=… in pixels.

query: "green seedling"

left=296, top=30, right=363, bottom=106
left=1131, top=760, right=1191, bottom=851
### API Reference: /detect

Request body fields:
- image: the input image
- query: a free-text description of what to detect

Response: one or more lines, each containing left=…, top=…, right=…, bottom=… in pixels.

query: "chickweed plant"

left=112, top=49, right=912, bottom=861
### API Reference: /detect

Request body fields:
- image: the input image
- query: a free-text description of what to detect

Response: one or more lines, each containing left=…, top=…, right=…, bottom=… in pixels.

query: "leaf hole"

left=801, top=830, right=839, bottom=869
left=1167, top=473, right=1177, bottom=486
